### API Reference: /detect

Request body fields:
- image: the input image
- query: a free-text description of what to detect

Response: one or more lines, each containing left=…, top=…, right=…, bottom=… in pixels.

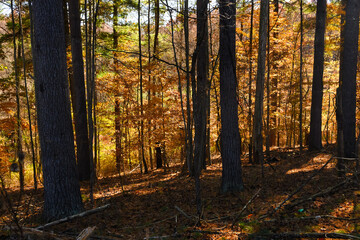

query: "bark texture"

left=340, top=0, right=359, bottom=158
left=309, top=0, right=326, bottom=151
left=32, top=0, right=83, bottom=221
left=219, top=0, right=244, bottom=193
left=68, top=0, right=91, bottom=181
left=253, top=0, right=269, bottom=164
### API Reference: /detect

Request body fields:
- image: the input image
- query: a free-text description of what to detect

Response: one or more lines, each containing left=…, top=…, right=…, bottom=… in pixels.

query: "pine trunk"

left=340, top=0, right=359, bottom=158
left=253, top=0, right=269, bottom=165
left=68, top=0, right=91, bottom=181
left=309, top=0, right=326, bottom=151
left=219, top=0, right=244, bottom=193
left=32, top=0, right=83, bottom=221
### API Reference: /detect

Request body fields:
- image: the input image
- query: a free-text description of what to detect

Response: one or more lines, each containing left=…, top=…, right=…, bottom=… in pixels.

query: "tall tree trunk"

left=299, top=0, right=304, bottom=153
left=19, top=0, right=37, bottom=190
left=192, top=0, right=209, bottom=215
left=68, top=0, right=91, bottom=181
left=147, top=0, right=153, bottom=170
left=309, top=0, right=326, bottom=151
left=184, top=0, right=193, bottom=175
left=11, top=0, right=24, bottom=193
left=219, top=0, right=244, bottom=193
left=113, top=0, right=122, bottom=174
left=32, top=0, right=83, bottom=220
left=248, top=0, right=254, bottom=164
left=266, top=3, right=270, bottom=160
left=138, top=0, right=148, bottom=174
left=337, top=0, right=346, bottom=173
left=340, top=0, right=359, bottom=158
left=253, top=0, right=269, bottom=167
left=269, top=0, right=279, bottom=146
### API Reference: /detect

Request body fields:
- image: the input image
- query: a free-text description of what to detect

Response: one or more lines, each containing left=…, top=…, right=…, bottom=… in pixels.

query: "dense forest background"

left=1, top=0, right=360, bottom=239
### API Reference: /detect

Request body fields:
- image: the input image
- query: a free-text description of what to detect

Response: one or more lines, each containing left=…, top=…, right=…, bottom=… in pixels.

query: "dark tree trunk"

left=336, top=87, right=345, bottom=175
left=248, top=0, right=254, bottom=164
left=11, top=0, right=24, bottom=193
left=19, top=0, right=37, bottom=191
left=253, top=0, right=269, bottom=166
left=340, top=0, right=359, bottom=158
left=68, top=0, right=91, bottom=181
left=309, top=0, right=326, bottom=151
left=156, top=144, right=162, bottom=168
left=269, top=0, right=279, bottom=147
left=299, top=0, right=304, bottom=153
left=192, top=0, right=209, bottom=215
left=113, top=0, right=122, bottom=174
left=184, top=0, right=193, bottom=176
left=219, top=0, right=244, bottom=193
left=138, top=0, right=148, bottom=174
left=32, top=0, right=83, bottom=221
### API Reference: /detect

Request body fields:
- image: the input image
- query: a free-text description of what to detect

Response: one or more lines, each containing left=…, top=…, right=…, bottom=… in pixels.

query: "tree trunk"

left=184, top=0, right=193, bottom=176
left=299, top=0, right=304, bottom=153
left=248, top=0, right=254, bottom=164
left=113, top=0, right=122, bottom=174
left=253, top=0, right=269, bottom=166
left=138, top=0, right=148, bottom=174
left=192, top=0, right=209, bottom=215
left=156, top=143, right=162, bottom=168
left=219, top=0, right=244, bottom=193
left=19, top=0, right=37, bottom=190
left=32, top=0, right=83, bottom=221
left=11, top=0, right=24, bottom=193
left=340, top=0, right=359, bottom=158
left=309, top=0, right=326, bottom=151
left=269, top=0, right=279, bottom=147
left=68, top=0, right=91, bottom=181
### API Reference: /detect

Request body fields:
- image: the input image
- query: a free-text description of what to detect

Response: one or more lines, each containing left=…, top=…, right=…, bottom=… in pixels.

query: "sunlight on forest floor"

left=1, top=146, right=360, bottom=239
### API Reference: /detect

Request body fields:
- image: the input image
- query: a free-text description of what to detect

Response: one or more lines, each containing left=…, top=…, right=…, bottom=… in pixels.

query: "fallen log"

left=36, top=204, right=110, bottom=230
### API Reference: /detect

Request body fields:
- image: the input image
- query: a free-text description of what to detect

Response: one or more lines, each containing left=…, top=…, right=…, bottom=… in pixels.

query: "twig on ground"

left=334, top=157, right=358, bottom=161
left=76, top=226, right=96, bottom=240
left=248, top=232, right=360, bottom=239
left=144, top=233, right=180, bottom=239
left=22, top=227, right=71, bottom=240
left=259, top=155, right=335, bottom=220
left=187, top=229, right=221, bottom=235
left=263, top=215, right=360, bottom=223
left=286, top=179, right=348, bottom=208
left=118, top=215, right=177, bottom=229
left=175, top=205, right=194, bottom=221
left=36, top=204, right=110, bottom=230
left=129, top=164, right=141, bottom=174
left=231, top=188, right=262, bottom=228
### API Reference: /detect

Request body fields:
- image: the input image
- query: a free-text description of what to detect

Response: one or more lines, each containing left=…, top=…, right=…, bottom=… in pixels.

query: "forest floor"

left=1, top=145, right=360, bottom=240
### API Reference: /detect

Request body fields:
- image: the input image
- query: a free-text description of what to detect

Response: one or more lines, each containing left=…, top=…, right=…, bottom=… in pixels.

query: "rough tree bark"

left=340, top=0, right=359, bottom=158
left=68, top=0, right=91, bottom=181
left=219, top=0, right=244, bottom=193
left=253, top=0, right=269, bottom=166
left=32, top=0, right=83, bottom=221
left=309, top=0, right=326, bottom=151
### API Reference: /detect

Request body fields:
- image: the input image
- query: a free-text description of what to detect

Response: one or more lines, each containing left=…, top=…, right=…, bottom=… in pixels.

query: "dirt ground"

left=1, top=145, right=360, bottom=239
